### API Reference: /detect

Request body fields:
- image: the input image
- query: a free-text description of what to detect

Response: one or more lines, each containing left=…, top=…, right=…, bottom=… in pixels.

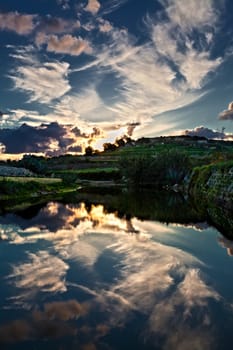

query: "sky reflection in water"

left=0, top=201, right=233, bottom=350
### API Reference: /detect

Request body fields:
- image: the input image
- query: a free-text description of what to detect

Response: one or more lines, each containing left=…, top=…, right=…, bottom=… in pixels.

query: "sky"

left=0, top=0, right=233, bottom=156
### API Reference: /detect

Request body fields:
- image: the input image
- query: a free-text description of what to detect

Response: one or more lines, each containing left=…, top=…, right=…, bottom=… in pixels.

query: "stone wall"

left=187, top=163, right=233, bottom=237
left=188, top=163, right=233, bottom=209
left=206, top=168, right=233, bottom=205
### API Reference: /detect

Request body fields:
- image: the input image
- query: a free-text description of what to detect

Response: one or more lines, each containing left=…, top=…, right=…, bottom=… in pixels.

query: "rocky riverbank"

left=187, top=162, right=233, bottom=237
left=188, top=162, right=233, bottom=210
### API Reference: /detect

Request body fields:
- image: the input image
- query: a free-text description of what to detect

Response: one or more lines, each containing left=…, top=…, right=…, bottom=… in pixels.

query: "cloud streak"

left=9, top=47, right=71, bottom=104
left=2, top=201, right=228, bottom=349
left=73, top=0, right=222, bottom=137
left=100, top=0, right=129, bottom=16
left=8, top=250, right=69, bottom=303
left=1, top=0, right=228, bottom=141
left=163, top=0, right=217, bottom=30
left=54, top=87, right=115, bottom=124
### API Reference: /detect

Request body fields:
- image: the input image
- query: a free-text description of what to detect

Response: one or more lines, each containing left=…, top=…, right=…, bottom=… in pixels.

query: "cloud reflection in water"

left=0, top=201, right=225, bottom=348
left=8, top=251, right=69, bottom=304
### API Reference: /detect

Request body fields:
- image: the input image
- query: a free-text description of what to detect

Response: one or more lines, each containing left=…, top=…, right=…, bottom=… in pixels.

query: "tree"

left=85, top=146, right=94, bottom=156
left=115, top=138, right=126, bottom=148
left=103, top=143, right=117, bottom=152
left=19, top=155, right=47, bottom=174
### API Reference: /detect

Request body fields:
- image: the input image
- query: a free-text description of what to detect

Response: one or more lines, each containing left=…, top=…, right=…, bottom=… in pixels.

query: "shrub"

left=119, top=149, right=190, bottom=187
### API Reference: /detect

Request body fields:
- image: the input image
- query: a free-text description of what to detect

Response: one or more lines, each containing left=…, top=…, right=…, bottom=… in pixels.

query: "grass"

left=54, top=167, right=118, bottom=174
left=0, top=176, right=75, bottom=202
left=209, top=159, right=233, bottom=169
left=0, top=176, right=62, bottom=183
left=76, top=167, right=119, bottom=174
left=53, top=167, right=121, bottom=183
left=100, top=145, right=212, bottom=162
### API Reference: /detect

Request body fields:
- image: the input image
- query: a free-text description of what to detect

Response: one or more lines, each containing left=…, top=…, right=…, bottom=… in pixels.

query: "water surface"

left=0, top=192, right=233, bottom=350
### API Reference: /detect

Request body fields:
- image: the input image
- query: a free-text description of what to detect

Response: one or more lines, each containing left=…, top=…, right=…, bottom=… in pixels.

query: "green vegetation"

left=0, top=176, right=61, bottom=183
left=0, top=177, right=75, bottom=201
left=18, top=154, right=48, bottom=174
left=119, top=149, right=190, bottom=187
left=186, top=161, right=233, bottom=237
left=0, top=136, right=232, bottom=229
left=62, top=189, right=206, bottom=225
left=188, top=161, right=233, bottom=207
left=53, top=167, right=121, bottom=183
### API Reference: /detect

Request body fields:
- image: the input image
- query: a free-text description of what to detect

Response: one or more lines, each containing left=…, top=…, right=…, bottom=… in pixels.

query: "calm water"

left=1, top=192, right=233, bottom=350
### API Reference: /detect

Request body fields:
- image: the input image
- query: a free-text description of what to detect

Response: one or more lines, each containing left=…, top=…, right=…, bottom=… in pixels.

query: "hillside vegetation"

left=0, top=135, right=232, bottom=215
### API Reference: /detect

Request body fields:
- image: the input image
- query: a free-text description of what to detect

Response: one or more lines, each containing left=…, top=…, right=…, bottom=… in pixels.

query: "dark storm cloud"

left=67, top=145, right=83, bottom=152
left=0, top=122, right=85, bottom=155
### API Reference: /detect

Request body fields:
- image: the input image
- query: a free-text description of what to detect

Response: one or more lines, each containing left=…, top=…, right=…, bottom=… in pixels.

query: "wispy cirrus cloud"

left=151, top=1, right=221, bottom=90
left=162, top=0, right=217, bottom=30
left=2, top=0, right=227, bottom=142
left=100, top=0, right=129, bottom=16
left=73, top=0, right=223, bottom=136
left=54, top=87, right=115, bottom=124
left=0, top=11, right=36, bottom=35
left=9, top=47, right=71, bottom=104
left=148, top=0, right=221, bottom=91
left=1, top=202, right=225, bottom=350
left=77, top=29, right=199, bottom=128
left=8, top=251, right=69, bottom=303
left=12, top=61, right=70, bottom=103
